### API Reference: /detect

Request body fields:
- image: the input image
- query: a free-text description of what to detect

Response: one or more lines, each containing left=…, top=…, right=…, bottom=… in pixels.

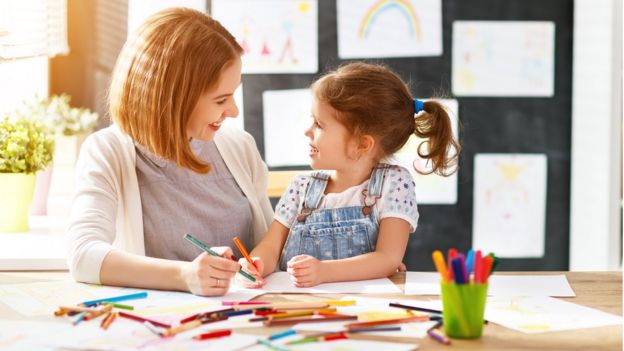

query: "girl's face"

left=305, top=98, right=358, bottom=170
left=187, top=58, right=242, bottom=141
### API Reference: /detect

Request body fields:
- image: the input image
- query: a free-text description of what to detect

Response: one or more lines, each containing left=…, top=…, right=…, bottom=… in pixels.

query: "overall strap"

left=360, top=163, right=391, bottom=215
left=297, top=171, right=330, bottom=222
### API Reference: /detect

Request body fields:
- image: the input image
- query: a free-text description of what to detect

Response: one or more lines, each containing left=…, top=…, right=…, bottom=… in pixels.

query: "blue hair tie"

left=413, top=99, right=424, bottom=114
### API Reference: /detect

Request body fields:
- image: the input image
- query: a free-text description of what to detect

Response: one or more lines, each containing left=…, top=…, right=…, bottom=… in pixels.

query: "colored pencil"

left=81, top=291, right=148, bottom=307
left=222, top=300, right=268, bottom=306
left=233, top=236, right=258, bottom=271
left=119, top=311, right=171, bottom=328
left=268, top=329, right=296, bottom=340
left=427, top=321, right=451, bottom=345
left=326, top=300, right=356, bottom=306
left=184, top=233, right=256, bottom=282
left=193, top=329, right=232, bottom=340
left=345, top=315, right=430, bottom=329
left=389, top=302, right=441, bottom=314
left=264, top=315, right=357, bottom=327
left=162, top=320, right=202, bottom=337
left=348, top=326, right=402, bottom=333
left=100, top=311, right=118, bottom=330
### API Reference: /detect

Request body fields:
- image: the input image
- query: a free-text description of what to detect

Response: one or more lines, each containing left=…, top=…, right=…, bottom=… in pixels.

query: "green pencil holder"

left=441, top=282, right=488, bottom=339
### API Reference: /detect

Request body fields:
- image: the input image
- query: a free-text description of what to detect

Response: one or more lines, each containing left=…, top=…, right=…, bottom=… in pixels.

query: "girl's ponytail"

left=413, top=100, right=460, bottom=176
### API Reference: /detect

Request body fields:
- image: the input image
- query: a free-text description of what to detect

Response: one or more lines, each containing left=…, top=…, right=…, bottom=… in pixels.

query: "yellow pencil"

left=326, top=300, right=356, bottom=306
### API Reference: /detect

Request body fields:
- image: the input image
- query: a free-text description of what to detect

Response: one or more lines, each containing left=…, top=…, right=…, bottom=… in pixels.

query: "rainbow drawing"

left=358, top=0, right=421, bottom=40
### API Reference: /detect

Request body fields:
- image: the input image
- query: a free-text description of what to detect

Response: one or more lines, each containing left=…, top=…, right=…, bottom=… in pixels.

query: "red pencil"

left=193, top=329, right=232, bottom=340
left=119, top=311, right=171, bottom=328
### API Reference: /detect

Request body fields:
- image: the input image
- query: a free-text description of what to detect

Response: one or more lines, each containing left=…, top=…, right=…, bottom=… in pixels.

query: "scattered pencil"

left=119, top=311, right=171, bottom=329
left=193, top=329, right=232, bottom=341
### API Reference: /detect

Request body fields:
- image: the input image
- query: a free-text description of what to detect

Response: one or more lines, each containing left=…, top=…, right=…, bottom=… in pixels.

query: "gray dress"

left=135, top=139, right=253, bottom=261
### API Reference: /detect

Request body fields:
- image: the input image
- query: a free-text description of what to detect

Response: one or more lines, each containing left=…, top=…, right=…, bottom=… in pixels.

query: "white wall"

left=569, top=0, right=622, bottom=270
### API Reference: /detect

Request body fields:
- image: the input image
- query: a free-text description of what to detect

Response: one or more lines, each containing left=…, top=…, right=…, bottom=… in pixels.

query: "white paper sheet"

left=0, top=280, right=264, bottom=317
left=472, top=154, right=547, bottom=258
left=245, top=335, right=419, bottom=351
left=484, top=296, right=622, bottom=333
left=404, top=272, right=575, bottom=297
left=212, top=0, right=318, bottom=74
left=452, top=21, right=555, bottom=97
left=337, top=0, right=442, bottom=59
left=258, top=272, right=402, bottom=294
left=262, top=89, right=313, bottom=167
left=0, top=319, right=261, bottom=351
left=390, top=99, right=458, bottom=204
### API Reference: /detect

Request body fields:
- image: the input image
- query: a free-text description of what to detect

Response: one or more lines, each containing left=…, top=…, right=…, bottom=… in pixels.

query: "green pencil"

left=184, top=233, right=256, bottom=283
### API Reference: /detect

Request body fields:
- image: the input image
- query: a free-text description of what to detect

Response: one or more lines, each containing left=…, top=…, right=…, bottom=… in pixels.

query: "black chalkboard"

left=234, top=0, right=573, bottom=271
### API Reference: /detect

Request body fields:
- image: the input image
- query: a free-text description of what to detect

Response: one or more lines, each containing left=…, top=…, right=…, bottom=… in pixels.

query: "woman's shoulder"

left=80, top=124, right=135, bottom=167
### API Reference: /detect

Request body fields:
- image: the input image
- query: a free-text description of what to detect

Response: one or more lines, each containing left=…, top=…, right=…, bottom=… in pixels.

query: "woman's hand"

left=236, top=257, right=266, bottom=288
left=286, top=255, right=325, bottom=287
left=180, top=250, right=240, bottom=296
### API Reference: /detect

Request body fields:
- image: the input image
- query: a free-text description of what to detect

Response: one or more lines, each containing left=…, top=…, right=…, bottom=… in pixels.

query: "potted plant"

left=0, top=116, right=55, bottom=232
left=16, top=94, right=98, bottom=215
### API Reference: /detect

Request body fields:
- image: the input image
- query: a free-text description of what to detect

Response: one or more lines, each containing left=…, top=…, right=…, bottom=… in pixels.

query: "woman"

left=67, top=8, right=272, bottom=296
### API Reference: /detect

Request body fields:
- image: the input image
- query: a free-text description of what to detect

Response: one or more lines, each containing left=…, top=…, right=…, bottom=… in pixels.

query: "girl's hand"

left=180, top=251, right=240, bottom=296
left=397, top=262, right=407, bottom=272
left=286, top=255, right=325, bottom=287
left=236, top=257, right=266, bottom=288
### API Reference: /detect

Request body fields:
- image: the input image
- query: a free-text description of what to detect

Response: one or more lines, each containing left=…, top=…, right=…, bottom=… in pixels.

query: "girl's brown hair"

left=109, top=8, right=243, bottom=173
left=311, top=62, right=460, bottom=176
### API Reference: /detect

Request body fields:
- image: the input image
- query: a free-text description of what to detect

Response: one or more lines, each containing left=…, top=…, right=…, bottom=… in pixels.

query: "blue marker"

left=466, top=249, right=475, bottom=275
left=451, top=258, right=465, bottom=284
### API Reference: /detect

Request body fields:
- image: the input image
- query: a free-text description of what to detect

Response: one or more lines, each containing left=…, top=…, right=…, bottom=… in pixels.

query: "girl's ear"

left=358, top=134, right=376, bottom=154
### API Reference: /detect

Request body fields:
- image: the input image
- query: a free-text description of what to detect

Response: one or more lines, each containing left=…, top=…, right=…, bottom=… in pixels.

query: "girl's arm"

left=248, top=220, right=290, bottom=276
left=290, top=217, right=410, bottom=285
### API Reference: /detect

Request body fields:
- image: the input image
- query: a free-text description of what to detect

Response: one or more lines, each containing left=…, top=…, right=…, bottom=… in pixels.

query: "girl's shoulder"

left=379, top=163, right=416, bottom=182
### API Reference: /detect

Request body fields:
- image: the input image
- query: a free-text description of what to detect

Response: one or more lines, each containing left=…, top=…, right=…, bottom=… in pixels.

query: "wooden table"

left=0, top=271, right=621, bottom=350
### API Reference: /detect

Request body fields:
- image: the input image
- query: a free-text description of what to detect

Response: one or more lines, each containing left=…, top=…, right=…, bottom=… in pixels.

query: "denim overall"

left=279, top=164, right=391, bottom=271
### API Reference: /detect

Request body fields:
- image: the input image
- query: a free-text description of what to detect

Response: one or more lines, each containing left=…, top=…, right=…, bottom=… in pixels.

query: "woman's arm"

left=248, top=220, right=290, bottom=276
left=288, top=217, right=410, bottom=286
left=100, top=250, right=240, bottom=296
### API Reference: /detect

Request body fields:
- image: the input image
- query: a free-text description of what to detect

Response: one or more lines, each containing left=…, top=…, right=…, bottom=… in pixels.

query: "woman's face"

left=187, top=58, right=242, bottom=141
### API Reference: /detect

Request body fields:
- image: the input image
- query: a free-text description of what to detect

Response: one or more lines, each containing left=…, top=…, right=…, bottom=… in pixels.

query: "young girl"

left=241, top=62, right=460, bottom=287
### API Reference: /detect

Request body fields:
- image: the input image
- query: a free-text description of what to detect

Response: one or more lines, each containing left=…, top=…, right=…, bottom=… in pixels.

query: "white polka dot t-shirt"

left=274, top=165, right=419, bottom=232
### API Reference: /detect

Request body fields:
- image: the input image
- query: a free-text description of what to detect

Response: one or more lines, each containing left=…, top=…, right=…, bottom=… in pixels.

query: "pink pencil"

left=222, top=301, right=268, bottom=306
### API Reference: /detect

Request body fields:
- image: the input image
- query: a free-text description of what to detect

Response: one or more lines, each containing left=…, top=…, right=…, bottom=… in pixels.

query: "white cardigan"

left=67, top=125, right=273, bottom=284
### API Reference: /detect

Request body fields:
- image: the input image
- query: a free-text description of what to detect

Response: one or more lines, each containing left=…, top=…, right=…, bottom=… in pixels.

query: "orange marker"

left=432, top=250, right=448, bottom=282
left=233, top=236, right=257, bottom=271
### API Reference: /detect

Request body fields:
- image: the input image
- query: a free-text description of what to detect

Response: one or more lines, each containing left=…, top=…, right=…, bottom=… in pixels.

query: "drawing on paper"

left=337, top=0, right=442, bottom=58
left=212, top=0, right=318, bottom=74
left=358, top=0, right=422, bottom=40
left=472, top=154, right=547, bottom=258
left=452, top=21, right=555, bottom=96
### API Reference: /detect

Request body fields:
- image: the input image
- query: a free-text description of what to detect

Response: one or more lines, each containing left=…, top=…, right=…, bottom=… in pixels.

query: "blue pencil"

left=81, top=291, right=148, bottom=307
left=268, top=329, right=296, bottom=340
